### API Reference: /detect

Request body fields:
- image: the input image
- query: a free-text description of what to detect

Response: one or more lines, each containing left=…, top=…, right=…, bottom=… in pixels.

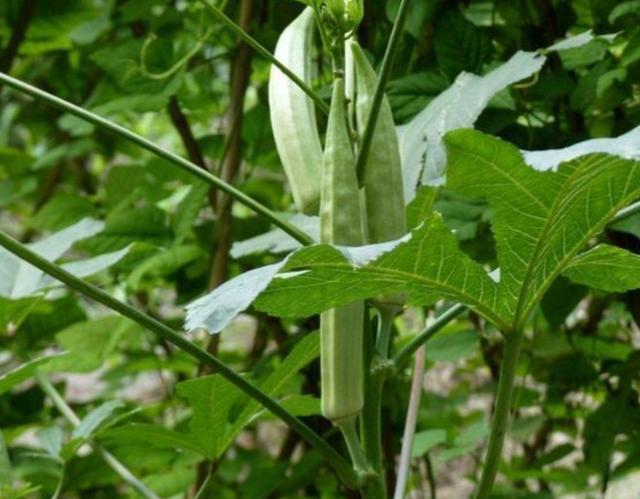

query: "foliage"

left=2, top=1, right=640, bottom=498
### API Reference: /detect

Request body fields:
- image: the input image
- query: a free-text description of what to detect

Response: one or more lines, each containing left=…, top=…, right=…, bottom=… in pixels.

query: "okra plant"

left=2, top=1, right=640, bottom=498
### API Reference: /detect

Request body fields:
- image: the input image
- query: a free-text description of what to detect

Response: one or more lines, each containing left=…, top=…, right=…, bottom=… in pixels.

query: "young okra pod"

left=351, top=41, right=406, bottom=244
left=320, top=77, right=365, bottom=422
left=269, top=8, right=323, bottom=214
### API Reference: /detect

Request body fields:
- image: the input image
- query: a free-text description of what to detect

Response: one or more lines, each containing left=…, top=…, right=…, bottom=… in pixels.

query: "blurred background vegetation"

left=1, top=0, right=640, bottom=497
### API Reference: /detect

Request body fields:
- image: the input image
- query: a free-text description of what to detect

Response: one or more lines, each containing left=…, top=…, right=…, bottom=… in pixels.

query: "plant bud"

left=324, top=0, right=364, bottom=32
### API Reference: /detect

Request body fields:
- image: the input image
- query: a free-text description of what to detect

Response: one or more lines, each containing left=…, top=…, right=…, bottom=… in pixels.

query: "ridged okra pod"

left=269, top=8, right=323, bottom=214
left=320, top=78, right=365, bottom=422
left=351, top=41, right=406, bottom=244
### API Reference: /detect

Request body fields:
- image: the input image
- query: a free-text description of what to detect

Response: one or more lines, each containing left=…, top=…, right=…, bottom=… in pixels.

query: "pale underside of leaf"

left=0, top=219, right=132, bottom=299
left=399, top=51, right=547, bottom=201
left=522, top=125, right=640, bottom=172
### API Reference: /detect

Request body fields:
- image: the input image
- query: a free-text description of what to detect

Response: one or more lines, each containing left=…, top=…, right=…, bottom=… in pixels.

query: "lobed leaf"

left=445, top=129, right=640, bottom=326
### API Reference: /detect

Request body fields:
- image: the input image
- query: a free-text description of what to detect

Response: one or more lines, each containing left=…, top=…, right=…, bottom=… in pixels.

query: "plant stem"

left=34, top=371, right=159, bottom=499
left=197, top=0, right=329, bottom=115
left=375, top=305, right=398, bottom=356
left=361, top=306, right=397, bottom=498
left=0, top=230, right=357, bottom=489
left=0, top=430, right=12, bottom=490
left=0, top=72, right=313, bottom=246
left=337, top=417, right=369, bottom=477
left=393, top=345, right=426, bottom=499
left=355, top=0, right=412, bottom=185
left=474, top=332, right=523, bottom=499
left=392, top=304, right=465, bottom=367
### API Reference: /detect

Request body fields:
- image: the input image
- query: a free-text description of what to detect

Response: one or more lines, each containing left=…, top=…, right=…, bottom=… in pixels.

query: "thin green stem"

left=360, top=306, right=397, bottom=498
left=375, top=305, right=398, bottom=357
left=193, top=468, right=214, bottom=499
left=197, top=0, right=330, bottom=115
left=337, top=417, right=370, bottom=477
left=474, top=332, right=523, bottom=499
left=392, top=304, right=466, bottom=368
left=0, top=231, right=357, bottom=489
left=35, top=372, right=159, bottom=499
left=51, top=466, right=65, bottom=499
left=0, top=430, right=12, bottom=490
left=355, top=0, right=411, bottom=185
left=0, top=72, right=313, bottom=246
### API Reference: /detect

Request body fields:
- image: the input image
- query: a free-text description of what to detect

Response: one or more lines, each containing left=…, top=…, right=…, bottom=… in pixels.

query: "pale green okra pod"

left=320, top=77, right=365, bottom=422
left=269, top=8, right=323, bottom=214
left=351, top=40, right=406, bottom=244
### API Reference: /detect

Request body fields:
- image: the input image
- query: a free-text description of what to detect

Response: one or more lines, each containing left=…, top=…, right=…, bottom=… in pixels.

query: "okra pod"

left=320, top=78, right=365, bottom=422
left=269, top=8, right=323, bottom=214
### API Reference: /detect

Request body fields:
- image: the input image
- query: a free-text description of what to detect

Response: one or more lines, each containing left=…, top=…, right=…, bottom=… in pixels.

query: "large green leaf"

left=188, top=131, right=640, bottom=334
left=255, top=215, right=505, bottom=327
left=445, top=129, right=640, bottom=327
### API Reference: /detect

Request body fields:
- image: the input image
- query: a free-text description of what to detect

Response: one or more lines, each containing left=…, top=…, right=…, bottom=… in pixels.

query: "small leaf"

left=172, top=182, right=208, bottom=243
left=102, top=424, right=207, bottom=456
left=424, top=329, right=478, bottom=363
left=36, top=427, right=64, bottom=459
left=0, top=354, right=67, bottom=396
left=411, top=429, right=447, bottom=457
left=72, top=400, right=125, bottom=440
left=62, top=400, right=126, bottom=459
left=434, top=10, right=491, bottom=80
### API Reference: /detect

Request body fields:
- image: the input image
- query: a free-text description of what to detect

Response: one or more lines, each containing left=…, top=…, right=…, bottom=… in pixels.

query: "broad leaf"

left=445, top=129, right=640, bottom=325
left=255, top=215, right=505, bottom=328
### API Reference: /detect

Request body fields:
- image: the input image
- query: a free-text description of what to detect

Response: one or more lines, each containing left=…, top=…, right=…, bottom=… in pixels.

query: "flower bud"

left=324, top=0, right=364, bottom=32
